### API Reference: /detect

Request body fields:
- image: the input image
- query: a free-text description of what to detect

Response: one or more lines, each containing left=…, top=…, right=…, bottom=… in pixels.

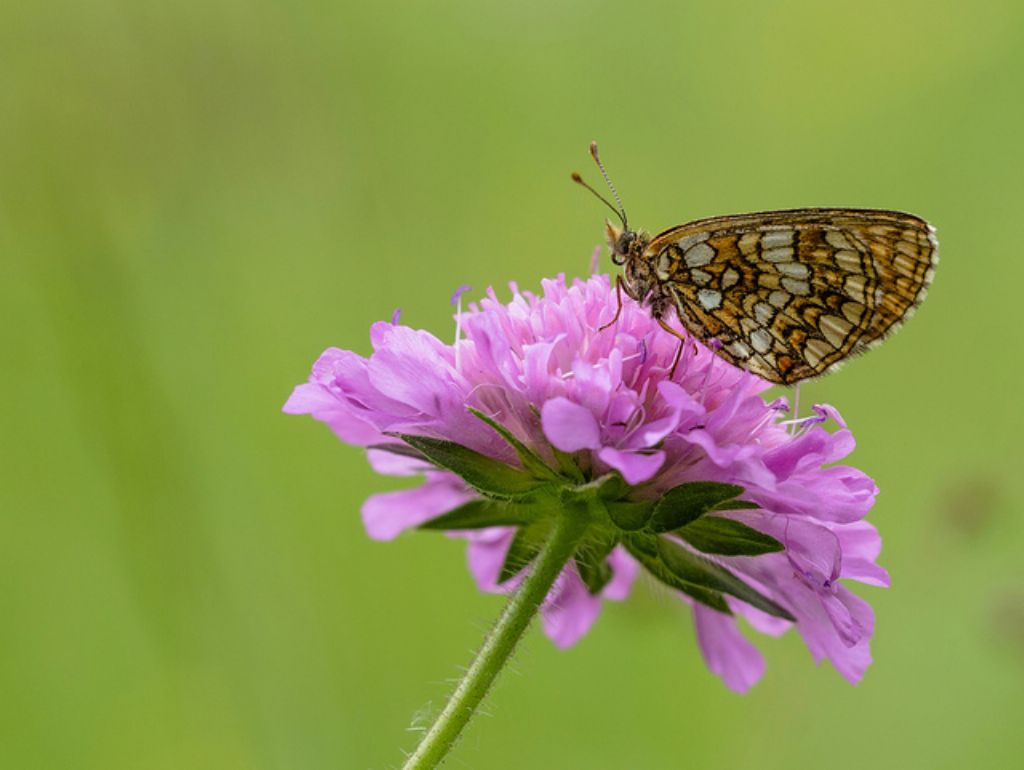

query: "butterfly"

left=573, top=143, right=938, bottom=385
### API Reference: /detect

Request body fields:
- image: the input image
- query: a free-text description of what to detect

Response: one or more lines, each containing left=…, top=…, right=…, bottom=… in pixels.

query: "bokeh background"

left=3, top=1, right=1023, bottom=768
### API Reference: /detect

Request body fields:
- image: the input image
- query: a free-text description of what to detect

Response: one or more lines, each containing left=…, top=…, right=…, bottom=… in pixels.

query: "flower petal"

left=791, top=583, right=875, bottom=683
left=366, top=325, right=462, bottom=418
left=603, top=546, right=639, bottom=600
left=728, top=597, right=792, bottom=637
left=522, top=339, right=563, bottom=404
left=464, top=528, right=517, bottom=590
left=657, top=380, right=706, bottom=424
left=360, top=478, right=474, bottom=540
left=541, top=397, right=602, bottom=451
left=282, top=382, right=341, bottom=415
left=365, top=448, right=432, bottom=476
left=540, top=570, right=602, bottom=648
left=693, top=604, right=766, bottom=693
left=597, top=447, right=665, bottom=485
left=835, top=521, right=890, bottom=587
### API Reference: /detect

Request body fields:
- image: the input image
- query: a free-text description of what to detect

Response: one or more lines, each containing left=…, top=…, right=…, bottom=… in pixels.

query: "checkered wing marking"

left=647, top=209, right=938, bottom=384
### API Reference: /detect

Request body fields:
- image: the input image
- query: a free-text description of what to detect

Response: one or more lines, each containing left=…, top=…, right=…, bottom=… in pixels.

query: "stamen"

left=451, top=284, right=472, bottom=372
left=674, top=333, right=697, bottom=376
left=778, top=406, right=834, bottom=437
left=789, top=382, right=802, bottom=435
left=623, top=404, right=647, bottom=437
left=811, top=403, right=846, bottom=428
left=698, top=338, right=722, bottom=395
left=750, top=397, right=791, bottom=439
left=450, top=284, right=472, bottom=306
left=624, top=336, right=652, bottom=390
left=619, top=340, right=646, bottom=365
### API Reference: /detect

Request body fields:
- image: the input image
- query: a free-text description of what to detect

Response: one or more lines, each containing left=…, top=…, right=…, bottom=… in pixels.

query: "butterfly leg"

left=656, top=317, right=688, bottom=378
left=789, top=382, right=801, bottom=435
left=598, top=275, right=625, bottom=333
left=668, top=339, right=685, bottom=378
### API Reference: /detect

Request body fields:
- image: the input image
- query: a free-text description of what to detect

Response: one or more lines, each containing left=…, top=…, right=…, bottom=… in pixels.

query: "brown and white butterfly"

left=573, top=143, right=938, bottom=385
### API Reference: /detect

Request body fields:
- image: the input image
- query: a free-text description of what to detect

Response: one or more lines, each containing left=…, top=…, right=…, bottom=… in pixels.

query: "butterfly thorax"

left=607, top=223, right=676, bottom=318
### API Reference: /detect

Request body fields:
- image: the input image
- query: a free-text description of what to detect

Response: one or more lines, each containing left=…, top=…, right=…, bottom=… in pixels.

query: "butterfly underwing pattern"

left=574, top=144, right=937, bottom=384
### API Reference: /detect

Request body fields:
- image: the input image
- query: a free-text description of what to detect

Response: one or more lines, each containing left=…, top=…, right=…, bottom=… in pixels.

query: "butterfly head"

left=574, top=142, right=650, bottom=266
left=606, top=222, right=650, bottom=266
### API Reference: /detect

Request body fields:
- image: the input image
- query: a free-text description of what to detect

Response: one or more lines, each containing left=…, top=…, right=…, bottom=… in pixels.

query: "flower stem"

left=402, top=509, right=589, bottom=769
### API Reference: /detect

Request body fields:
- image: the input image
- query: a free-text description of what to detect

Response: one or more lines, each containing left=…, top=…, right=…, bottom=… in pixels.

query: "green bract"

left=386, top=409, right=792, bottom=619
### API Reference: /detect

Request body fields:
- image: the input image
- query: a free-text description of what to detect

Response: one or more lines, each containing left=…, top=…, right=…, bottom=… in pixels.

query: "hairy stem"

left=402, top=510, right=588, bottom=769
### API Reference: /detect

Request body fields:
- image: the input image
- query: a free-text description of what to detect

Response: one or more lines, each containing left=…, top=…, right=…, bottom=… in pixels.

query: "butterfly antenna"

left=571, top=171, right=625, bottom=227
left=588, top=142, right=628, bottom=229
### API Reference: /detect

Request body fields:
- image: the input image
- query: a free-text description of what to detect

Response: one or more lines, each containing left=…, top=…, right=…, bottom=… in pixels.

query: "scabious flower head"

left=284, top=272, right=888, bottom=692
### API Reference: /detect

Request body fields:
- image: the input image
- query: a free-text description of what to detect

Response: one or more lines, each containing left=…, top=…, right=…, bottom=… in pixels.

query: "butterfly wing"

left=646, top=208, right=938, bottom=384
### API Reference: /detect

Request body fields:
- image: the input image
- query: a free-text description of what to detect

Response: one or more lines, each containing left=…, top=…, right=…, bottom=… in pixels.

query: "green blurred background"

left=3, top=1, right=1023, bottom=768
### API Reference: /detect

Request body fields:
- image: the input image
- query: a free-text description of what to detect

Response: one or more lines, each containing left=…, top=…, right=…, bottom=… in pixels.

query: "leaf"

left=419, top=499, right=538, bottom=531
left=712, top=500, right=761, bottom=512
left=575, top=554, right=613, bottom=595
left=389, top=433, right=547, bottom=498
left=605, top=500, right=654, bottom=531
left=622, top=535, right=731, bottom=614
left=677, top=516, right=784, bottom=556
left=498, top=523, right=550, bottom=584
left=574, top=534, right=618, bottom=595
left=656, top=537, right=795, bottom=621
left=467, top=407, right=559, bottom=480
left=648, top=482, right=748, bottom=533
left=590, top=473, right=630, bottom=501
left=366, top=443, right=430, bottom=461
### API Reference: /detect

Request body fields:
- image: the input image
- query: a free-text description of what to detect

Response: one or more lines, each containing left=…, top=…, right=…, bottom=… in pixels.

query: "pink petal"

left=727, top=511, right=841, bottom=588
left=681, top=429, right=760, bottom=468
left=728, top=597, right=793, bottom=637
left=522, top=339, right=563, bottom=404
left=365, top=448, right=431, bottom=476
left=360, top=480, right=474, bottom=540
left=540, top=569, right=602, bottom=648
left=319, top=406, right=384, bottom=444
left=366, top=326, right=461, bottom=417
left=836, top=521, right=890, bottom=587
left=541, top=397, right=602, bottom=451
left=282, top=383, right=340, bottom=415
left=792, top=584, right=875, bottom=684
left=603, top=547, right=639, bottom=600
left=598, top=447, right=666, bottom=485
left=632, top=414, right=681, bottom=448
left=820, top=589, right=869, bottom=648
left=657, top=380, right=706, bottom=425
left=693, top=604, right=766, bottom=693
left=465, top=528, right=517, bottom=590
left=570, top=357, right=615, bottom=416
left=762, top=428, right=832, bottom=479
left=840, top=559, right=890, bottom=588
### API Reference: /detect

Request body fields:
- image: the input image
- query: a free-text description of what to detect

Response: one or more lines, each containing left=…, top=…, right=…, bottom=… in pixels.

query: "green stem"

left=402, top=510, right=589, bottom=769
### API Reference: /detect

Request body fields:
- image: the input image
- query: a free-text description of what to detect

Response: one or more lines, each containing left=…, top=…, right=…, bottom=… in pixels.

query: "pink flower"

left=284, top=273, right=887, bottom=691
